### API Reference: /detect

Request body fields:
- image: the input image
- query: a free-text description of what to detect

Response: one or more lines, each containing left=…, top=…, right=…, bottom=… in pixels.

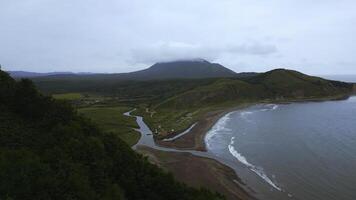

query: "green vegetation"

left=53, top=92, right=83, bottom=100
left=33, top=68, right=354, bottom=139
left=0, top=70, right=225, bottom=200
left=135, top=69, right=354, bottom=137
left=3, top=66, right=354, bottom=199
left=78, top=106, right=140, bottom=146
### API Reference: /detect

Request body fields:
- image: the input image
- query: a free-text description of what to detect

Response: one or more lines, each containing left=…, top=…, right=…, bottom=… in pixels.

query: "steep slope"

left=0, top=70, right=224, bottom=200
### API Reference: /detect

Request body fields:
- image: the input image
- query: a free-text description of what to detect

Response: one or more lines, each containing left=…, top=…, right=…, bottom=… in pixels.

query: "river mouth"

left=128, top=96, right=356, bottom=200
left=126, top=110, right=290, bottom=200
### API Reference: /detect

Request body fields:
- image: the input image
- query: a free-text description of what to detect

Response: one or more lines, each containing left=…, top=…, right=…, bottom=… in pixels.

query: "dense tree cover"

left=0, top=70, right=224, bottom=200
left=34, top=78, right=217, bottom=106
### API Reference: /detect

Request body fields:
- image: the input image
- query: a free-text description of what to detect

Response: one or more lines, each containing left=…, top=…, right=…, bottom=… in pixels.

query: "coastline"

left=136, top=146, right=256, bottom=200
left=133, top=94, right=354, bottom=200
left=155, top=103, right=255, bottom=151
left=129, top=108, right=258, bottom=200
left=155, top=94, right=352, bottom=152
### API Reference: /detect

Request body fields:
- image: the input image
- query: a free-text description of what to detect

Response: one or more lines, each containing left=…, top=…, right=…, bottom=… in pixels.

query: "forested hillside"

left=0, top=70, right=224, bottom=200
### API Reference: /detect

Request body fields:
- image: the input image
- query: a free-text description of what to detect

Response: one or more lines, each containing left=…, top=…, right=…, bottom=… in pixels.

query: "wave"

left=261, top=104, right=279, bottom=112
left=207, top=104, right=280, bottom=147
left=228, top=137, right=282, bottom=191
left=205, top=112, right=233, bottom=149
left=240, top=104, right=279, bottom=121
left=270, top=104, right=279, bottom=110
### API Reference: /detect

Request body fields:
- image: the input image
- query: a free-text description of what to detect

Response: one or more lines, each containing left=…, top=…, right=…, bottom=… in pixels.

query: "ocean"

left=206, top=97, right=356, bottom=200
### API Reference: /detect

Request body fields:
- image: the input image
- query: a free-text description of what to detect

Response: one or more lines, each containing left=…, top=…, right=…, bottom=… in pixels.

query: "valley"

left=15, top=60, right=355, bottom=200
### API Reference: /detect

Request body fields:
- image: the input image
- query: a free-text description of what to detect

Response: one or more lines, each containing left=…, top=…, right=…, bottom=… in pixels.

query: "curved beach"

left=127, top=110, right=257, bottom=200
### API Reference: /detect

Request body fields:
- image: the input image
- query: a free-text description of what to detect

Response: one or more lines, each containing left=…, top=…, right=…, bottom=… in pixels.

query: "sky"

left=1, top=0, right=356, bottom=75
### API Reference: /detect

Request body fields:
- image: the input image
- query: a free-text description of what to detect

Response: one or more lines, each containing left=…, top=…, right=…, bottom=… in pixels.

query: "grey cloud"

left=130, top=42, right=277, bottom=64
left=227, top=44, right=277, bottom=55
left=1, top=0, right=356, bottom=74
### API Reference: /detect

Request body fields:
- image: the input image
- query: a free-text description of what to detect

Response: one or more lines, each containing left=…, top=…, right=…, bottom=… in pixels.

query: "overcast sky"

left=1, top=0, right=356, bottom=75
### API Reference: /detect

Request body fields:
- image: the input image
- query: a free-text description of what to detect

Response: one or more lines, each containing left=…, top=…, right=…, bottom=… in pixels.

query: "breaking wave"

left=228, top=137, right=282, bottom=191
left=206, top=104, right=282, bottom=190
left=240, top=104, right=279, bottom=121
left=205, top=112, right=233, bottom=149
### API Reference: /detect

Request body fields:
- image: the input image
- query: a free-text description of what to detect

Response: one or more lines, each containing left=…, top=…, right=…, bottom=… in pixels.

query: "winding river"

left=125, top=111, right=292, bottom=200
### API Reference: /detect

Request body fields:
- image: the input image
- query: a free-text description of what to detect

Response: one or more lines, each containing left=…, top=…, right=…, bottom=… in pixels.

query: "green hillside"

left=160, top=69, right=352, bottom=108
left=31, top=68, right=354, bottom=139
left=137, top=69, right=353, bottom=137
left=0, top=70, right=224, bottom=200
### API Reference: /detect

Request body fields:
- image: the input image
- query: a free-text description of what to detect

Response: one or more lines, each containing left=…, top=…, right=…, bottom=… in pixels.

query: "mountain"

left=0, top=69, right=224, bottom=200
left=7, top=71, right=96, bottom=78
left=135, top=69, right=355, bottom=136
left=156, top=69, right=354, bottom=109
left=18, top=59, right=240, bottom=81
left=32, top=67, right=351, bottom=138
left=127, top=59, right=237, bottom=80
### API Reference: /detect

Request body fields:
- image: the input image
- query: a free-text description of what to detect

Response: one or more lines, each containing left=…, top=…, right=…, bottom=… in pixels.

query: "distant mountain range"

left=7, top=59, right=257, bottom=80
left=7, top=71, right=95, bottom=78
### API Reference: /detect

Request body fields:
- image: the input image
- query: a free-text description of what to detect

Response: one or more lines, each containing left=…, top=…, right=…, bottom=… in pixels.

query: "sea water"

left=206, top=97, right=356, bottom=200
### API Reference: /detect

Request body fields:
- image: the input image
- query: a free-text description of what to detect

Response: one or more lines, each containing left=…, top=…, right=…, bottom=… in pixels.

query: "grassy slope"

left=52, top=93, right=141, bottom=146
left=78, top=106, right=140, bottom=146
left=52, top=92, right=84, bottom=100
left=138, top=69, right=353, bottom=137
left=0, top=70, right=225, bottom=200
left=34, top=69, right=354, bottom=139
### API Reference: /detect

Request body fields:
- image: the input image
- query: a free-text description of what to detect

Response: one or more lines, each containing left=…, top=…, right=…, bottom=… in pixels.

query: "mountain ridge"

left=7, top=71, right=97, bottom=78
left=129, top=60, right=237, bottom=79
left=8, top=60, right=252, bottom=80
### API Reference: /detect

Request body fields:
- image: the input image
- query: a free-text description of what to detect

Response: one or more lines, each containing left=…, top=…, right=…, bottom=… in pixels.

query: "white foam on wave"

left=271, top=104, right=279, bottom=110
left=240, top=111, right=254, bottom=116
left=239, top=111, right=255, bottom=122
left=347, top=96, right=356, bottom=102
left=262, top=104, right=279, bottom=111
left=228, top=137, right=252, bottom=167
left=228, top=137, right=282, bottom=191
left=205, top=112, right=233, bottom=149
left=240, top=104, right=279, bottom=121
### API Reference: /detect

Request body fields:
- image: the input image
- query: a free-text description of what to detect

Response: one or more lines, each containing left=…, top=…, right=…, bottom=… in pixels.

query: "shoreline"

left=155, top=103, right=255, bottom=151
left=136, top=145, right=257, bottom=200
left=132, top=94, right=354, bottom=200
left=155, top=94, right=353, bottom=151
left=129, top=109, right=258, bottom=200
